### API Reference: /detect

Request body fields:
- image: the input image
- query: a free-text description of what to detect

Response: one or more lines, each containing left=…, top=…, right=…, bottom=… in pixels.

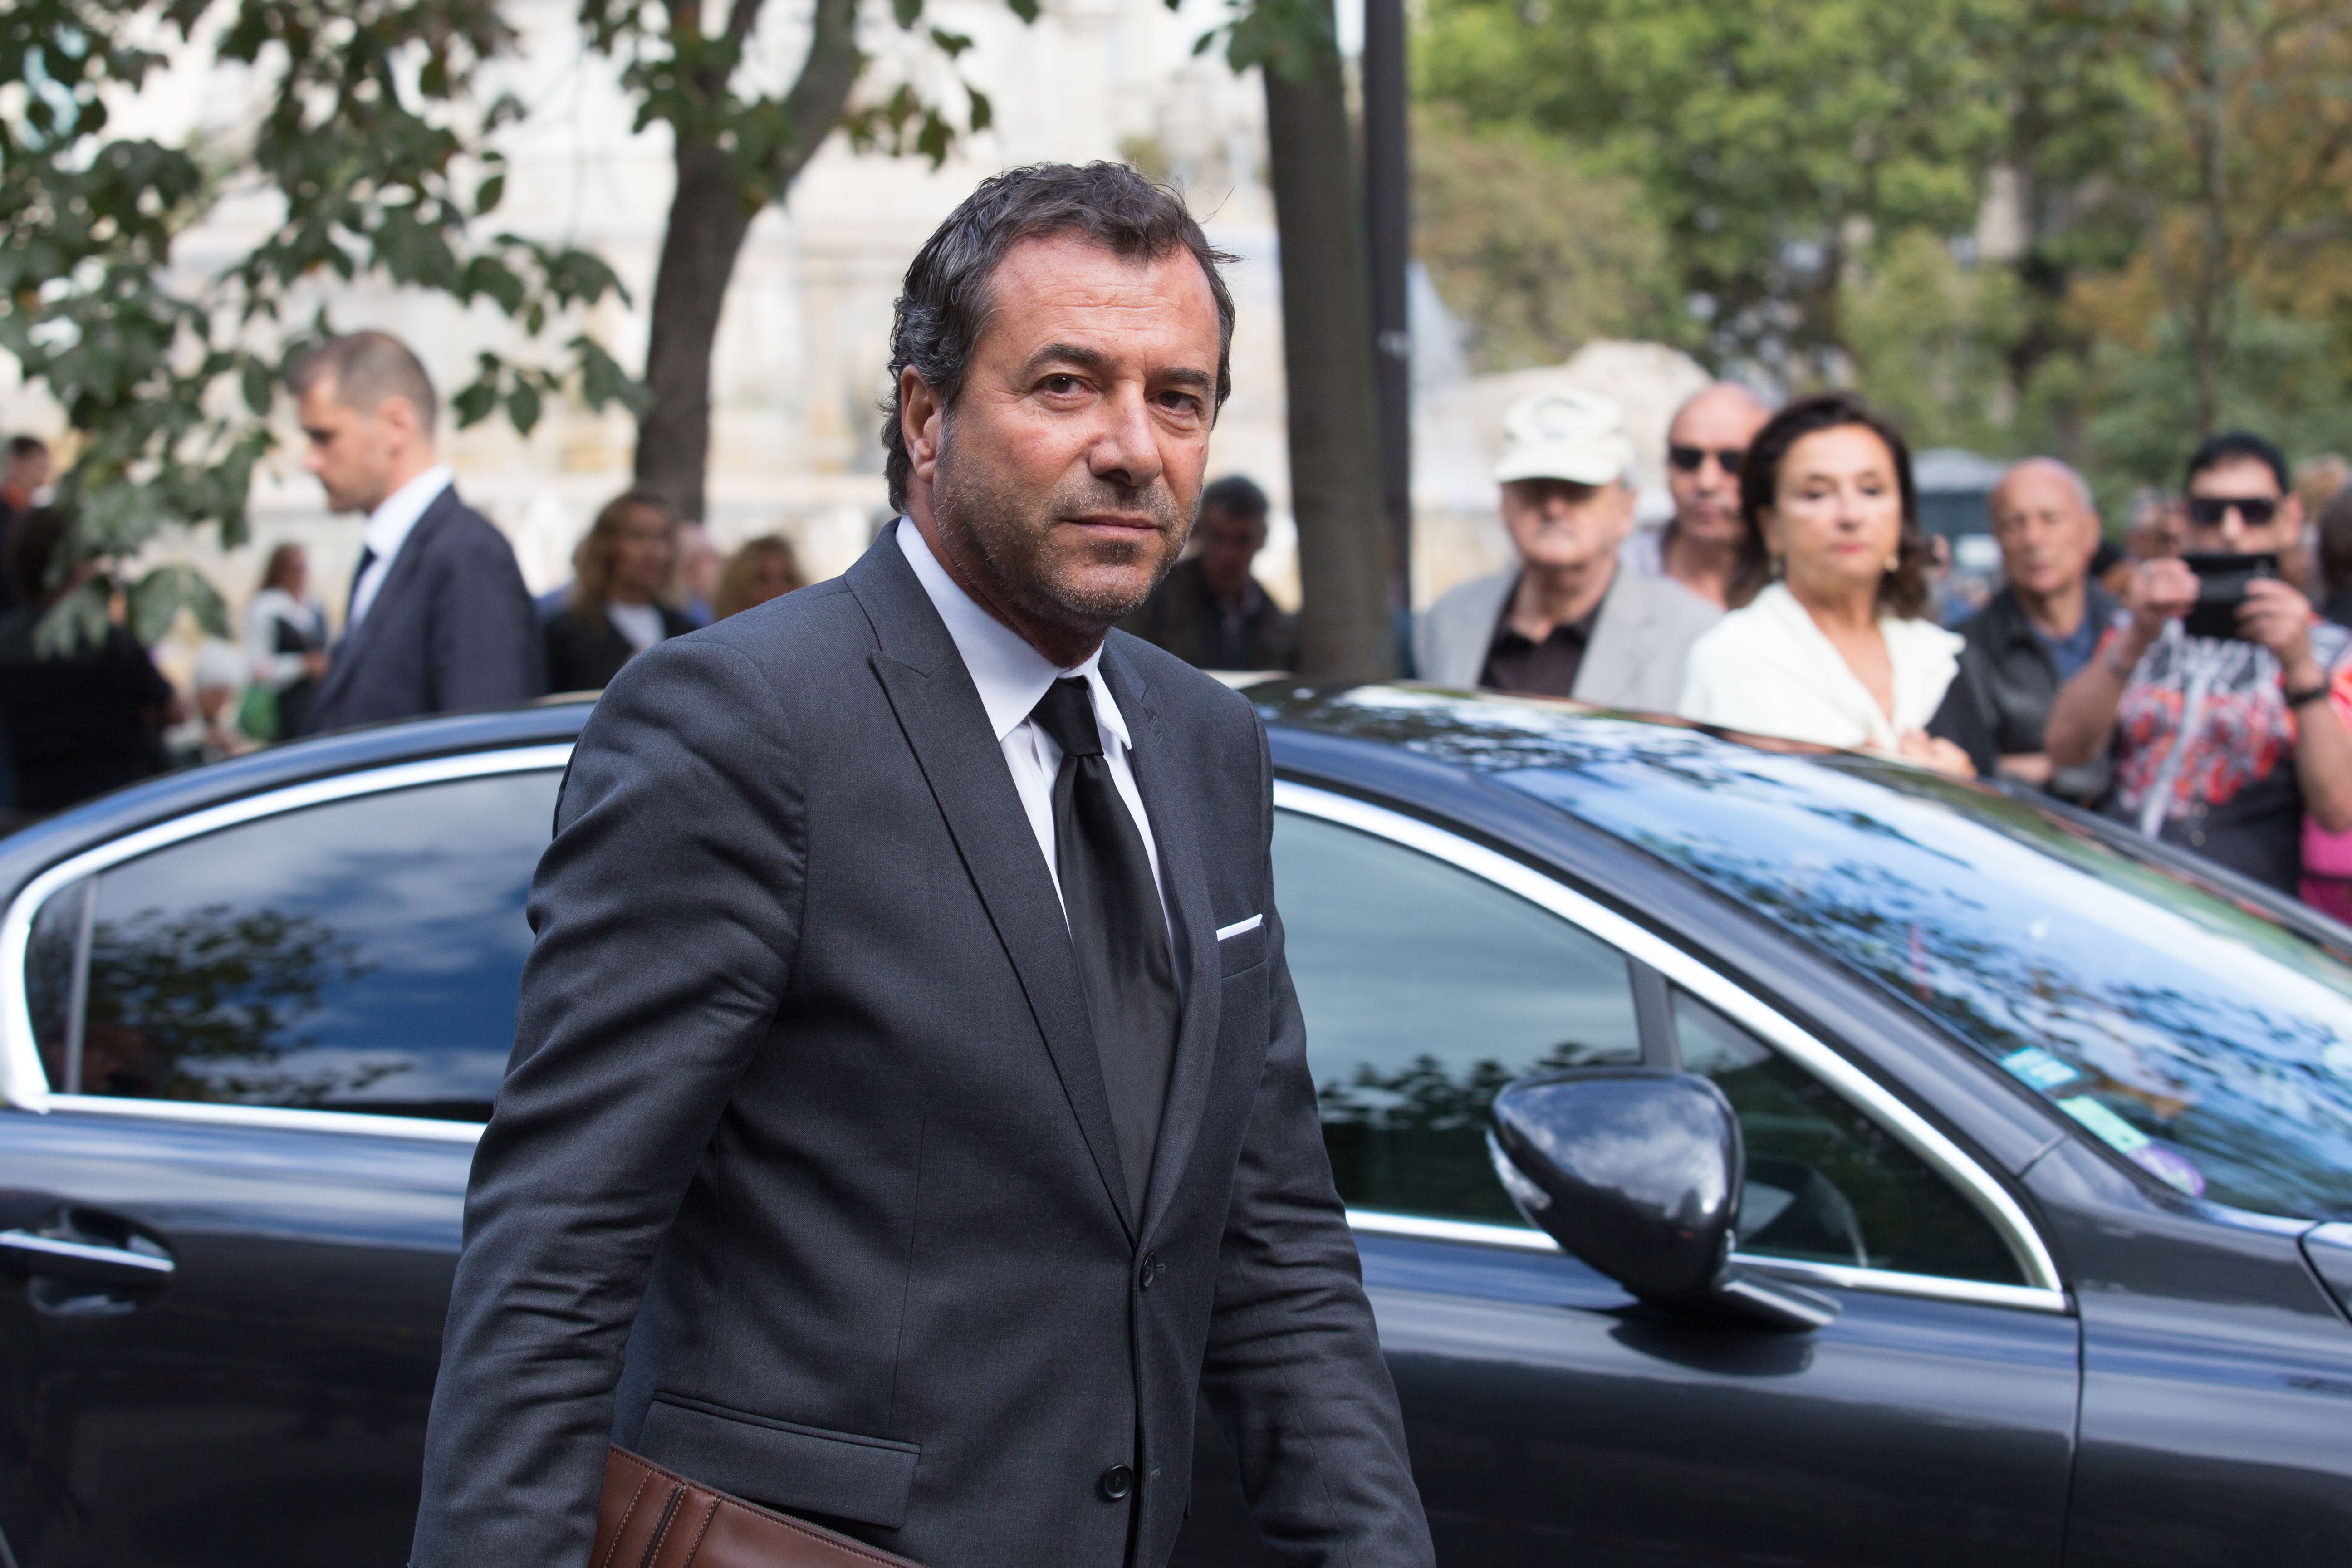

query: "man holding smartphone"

left=2046, top=431, right=2352, bottom=890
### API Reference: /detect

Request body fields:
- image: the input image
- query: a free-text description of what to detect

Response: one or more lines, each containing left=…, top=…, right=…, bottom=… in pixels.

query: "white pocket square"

left=1215, top=914, right=1263, bottom=941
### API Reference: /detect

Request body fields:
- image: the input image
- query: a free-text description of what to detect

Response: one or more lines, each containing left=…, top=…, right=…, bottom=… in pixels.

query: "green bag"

left=237, top=681, right=279, bottom=742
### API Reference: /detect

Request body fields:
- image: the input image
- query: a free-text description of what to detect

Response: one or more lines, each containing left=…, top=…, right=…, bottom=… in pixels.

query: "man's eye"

left=1040, top=375, right=1083, bottom=395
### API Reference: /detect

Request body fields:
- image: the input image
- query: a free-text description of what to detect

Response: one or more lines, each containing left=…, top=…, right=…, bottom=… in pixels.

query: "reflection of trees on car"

left=1319, top=1040, right=1610, bottom=1224
left=81, top=904, right=382, bottom=1106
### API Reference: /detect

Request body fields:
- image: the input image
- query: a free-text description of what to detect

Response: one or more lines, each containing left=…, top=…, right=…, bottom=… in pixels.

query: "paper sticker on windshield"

left=2129, top=1144, right=2207, bottom=1197
left=2058, top=1096, right=2151, bottom=1153
left=2001, top=1046, right=2081, bottom=1091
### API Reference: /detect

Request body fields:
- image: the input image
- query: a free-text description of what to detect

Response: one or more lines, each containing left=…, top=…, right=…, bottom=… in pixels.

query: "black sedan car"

left=0, top=685, right=2347, bottom=1568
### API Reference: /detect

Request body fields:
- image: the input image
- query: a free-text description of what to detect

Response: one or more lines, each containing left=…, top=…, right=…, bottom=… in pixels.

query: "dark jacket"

left=301, top=486, right=544, bottom=735
left=411, top=534, right=1433, bottom=1568
left=0, top=609, right=171, bottom=815
left=543, top=602, right=696, bottom=693
left=1118, top=555, right=1299, bottom=671
left=1940, top=582, right=2120, bottom=804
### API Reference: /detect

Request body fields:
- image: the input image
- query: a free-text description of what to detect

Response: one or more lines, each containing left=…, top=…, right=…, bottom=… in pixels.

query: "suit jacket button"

left=1099, top=1465, right=1135, bottom=1501
left=1139, top=1252, right=1158, bottom=1290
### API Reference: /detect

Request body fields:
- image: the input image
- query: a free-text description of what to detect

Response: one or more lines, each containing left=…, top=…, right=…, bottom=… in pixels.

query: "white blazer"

left=1676, top=582, right=1962, bottom=750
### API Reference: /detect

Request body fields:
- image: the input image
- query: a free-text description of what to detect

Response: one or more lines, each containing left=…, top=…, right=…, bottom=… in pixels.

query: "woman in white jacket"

left=1677, top=393, right=1974, bottom=775
left=244, top=543, right=328, bottom=738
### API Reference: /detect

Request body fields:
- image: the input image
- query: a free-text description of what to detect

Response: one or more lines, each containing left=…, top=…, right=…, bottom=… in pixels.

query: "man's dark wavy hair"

left=880, top=162, right=1236, bottom=512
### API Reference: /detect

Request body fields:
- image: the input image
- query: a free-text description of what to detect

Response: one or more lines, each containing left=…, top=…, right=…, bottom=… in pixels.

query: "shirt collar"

left=361, top=463, right=454, bottom=563
left=895, top=518, right=1131, bottom=750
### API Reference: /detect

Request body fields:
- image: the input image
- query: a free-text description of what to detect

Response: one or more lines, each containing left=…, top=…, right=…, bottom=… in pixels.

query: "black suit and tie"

left=301, top=484, right=544, bottom=735
left=411, top=526, right=1433, bottom=1568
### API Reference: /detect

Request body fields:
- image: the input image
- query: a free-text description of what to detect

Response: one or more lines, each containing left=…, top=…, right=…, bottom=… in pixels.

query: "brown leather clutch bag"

left=594, top=1446, right=925, bottom=1568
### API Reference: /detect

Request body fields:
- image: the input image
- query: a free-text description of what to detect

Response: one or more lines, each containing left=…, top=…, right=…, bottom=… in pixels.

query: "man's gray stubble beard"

left=931, top=415, right=1189, bottom=631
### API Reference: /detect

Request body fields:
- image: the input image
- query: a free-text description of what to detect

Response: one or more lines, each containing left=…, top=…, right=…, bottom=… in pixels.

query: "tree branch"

left=775, top=0, right=860, bottom=186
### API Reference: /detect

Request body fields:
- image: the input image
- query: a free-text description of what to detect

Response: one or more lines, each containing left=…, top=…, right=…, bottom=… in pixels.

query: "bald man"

left=1622, top=382, right=1772, bottom=608
left=1939, top=458, right=2117, bottom=800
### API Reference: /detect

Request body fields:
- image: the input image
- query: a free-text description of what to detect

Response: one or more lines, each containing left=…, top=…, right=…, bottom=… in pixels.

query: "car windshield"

left=1466, top=717, right=2352, bottom=1222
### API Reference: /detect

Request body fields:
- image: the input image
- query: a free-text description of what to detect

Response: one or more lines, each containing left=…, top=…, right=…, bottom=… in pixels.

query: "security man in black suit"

left=411, top=164, right=1435, bottom=1568
left=289, top=331, right=543, bottom=734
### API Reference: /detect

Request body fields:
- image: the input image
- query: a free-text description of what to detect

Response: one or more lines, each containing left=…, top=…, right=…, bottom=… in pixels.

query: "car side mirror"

left=1488, top=1067, right=1838, bottom=1333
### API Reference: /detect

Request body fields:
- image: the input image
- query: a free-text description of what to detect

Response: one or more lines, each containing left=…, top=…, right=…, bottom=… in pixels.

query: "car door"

left=0, top=749, right=565, bottom=1568
left=1174, top=783, right=2079, bottom=1568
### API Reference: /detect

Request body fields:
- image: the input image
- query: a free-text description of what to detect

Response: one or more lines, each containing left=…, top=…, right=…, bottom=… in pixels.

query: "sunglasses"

left=2186, top=495, right=2279, bottom=527
left=1668, top=444, right=1745, bottom=476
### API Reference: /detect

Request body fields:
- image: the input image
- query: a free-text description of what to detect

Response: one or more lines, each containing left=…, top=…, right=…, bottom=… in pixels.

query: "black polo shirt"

left=1479, top=589, right=1601, bottom=699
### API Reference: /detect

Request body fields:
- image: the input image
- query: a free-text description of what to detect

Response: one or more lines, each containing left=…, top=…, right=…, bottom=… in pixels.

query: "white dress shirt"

left=896, top=520, right=1173, bottom=943
left=348, top=463, right=454, bottom=628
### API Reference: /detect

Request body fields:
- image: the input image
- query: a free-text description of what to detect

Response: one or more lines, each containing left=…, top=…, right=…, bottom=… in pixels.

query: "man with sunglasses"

left=2046, top=431, right=2352, bottom=890
left=1621, top=382, right=1773, bottom=608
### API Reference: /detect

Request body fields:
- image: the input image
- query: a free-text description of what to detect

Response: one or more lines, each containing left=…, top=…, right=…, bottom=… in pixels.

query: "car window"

left=29, top=769, right=560, bottom=1122
left=1674, top=988, right=2023, bottom=1284
left=1501, top=733, right=2352, bottom=1221
left=1274, top=808, right=1642, bottom=1225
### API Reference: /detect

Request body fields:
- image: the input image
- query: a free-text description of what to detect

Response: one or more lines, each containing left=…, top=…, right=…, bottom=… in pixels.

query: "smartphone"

left=2181, top=552, right=2278, bottom=642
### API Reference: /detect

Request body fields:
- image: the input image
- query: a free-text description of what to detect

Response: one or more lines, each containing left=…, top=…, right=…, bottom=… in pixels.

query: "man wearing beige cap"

left=1416, top=388, right=1721, bottom=708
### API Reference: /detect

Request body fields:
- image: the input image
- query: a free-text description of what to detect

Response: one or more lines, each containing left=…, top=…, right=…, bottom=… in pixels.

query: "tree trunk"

left=636, top=142, right=759, bottom=522
left=633, top=0, right=862, bottom=521
left=1264, top=30, right=1395, bottom=682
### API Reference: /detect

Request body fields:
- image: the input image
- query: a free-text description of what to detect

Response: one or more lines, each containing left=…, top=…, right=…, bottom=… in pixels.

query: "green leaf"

left=968, top=87, right=994, bottom=134
left=33, top=583, right=114, bottom=661
left=129, top=563, right=230, bottom=645
left=894, top=0, right=924, bottom=27
left=506, top=379, right=543, bottom=436
left=1007, top=0, right=1041, bottom=21
left=453, top=376, right=501, bottom=428
left=475, top=173, right=505, bottom=215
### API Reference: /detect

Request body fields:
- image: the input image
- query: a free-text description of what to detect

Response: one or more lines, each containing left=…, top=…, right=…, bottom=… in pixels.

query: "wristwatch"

left=2284, top=681, right=2333, bottom=709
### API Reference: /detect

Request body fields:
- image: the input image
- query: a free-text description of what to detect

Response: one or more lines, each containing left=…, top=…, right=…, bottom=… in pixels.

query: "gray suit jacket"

left=302, top=486, right=544, bottom=735
left=1414, top=564, right=1720, bottom=713
left=411, top=533, right=1433, bottom=1568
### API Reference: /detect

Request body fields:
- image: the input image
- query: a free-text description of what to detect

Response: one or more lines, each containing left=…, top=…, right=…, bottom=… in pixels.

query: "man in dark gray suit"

left=412, top=164, right=1434, bottom=1568
left=290, top=331, right=543, bottom=734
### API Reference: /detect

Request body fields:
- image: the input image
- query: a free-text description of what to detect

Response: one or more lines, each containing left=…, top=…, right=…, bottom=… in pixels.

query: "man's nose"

left=2220, top=508, right=2247, bottom=546
left=1090, top=388, right=1163, bottom=489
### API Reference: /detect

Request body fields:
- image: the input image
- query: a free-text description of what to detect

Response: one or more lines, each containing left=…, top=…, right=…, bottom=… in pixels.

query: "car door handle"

left=0, top=1227, right=176, bottom=1286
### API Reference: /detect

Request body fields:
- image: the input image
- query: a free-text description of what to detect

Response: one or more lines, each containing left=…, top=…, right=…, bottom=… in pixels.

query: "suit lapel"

left=1099, top=640, right=1222, bottom=1247
left=1576, top=574, right=1656, bottom=703
left=848, top=537, right=1140, bottom=1241
left=315, top=488, right=456, bottom=713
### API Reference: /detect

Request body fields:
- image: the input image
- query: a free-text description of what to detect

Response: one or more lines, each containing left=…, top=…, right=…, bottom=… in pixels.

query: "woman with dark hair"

left=711, top=533, right=805, bottom=621
left=243, top=542, right=328, bottom=737
left=544, top=491, right=697, bottom=692
left=1676, top=393, right=1973, bottom=774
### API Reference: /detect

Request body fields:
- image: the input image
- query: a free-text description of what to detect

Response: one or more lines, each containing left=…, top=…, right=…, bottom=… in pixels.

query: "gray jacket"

left=1415, top=564, right=1720, bottom=713
left=411, top=532, right=1433, bottom=1568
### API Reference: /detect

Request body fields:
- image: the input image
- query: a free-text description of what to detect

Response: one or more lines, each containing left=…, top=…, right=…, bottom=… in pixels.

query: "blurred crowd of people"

left=1427, top=377, right=2352, bottom=914
left=0, top=331, right=808, bottom=825
left=11, top=321, right=2352, bottom=912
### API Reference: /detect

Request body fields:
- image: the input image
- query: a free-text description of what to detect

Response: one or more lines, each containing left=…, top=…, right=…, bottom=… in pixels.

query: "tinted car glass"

left=1501, top=730, right=2352, bottom=1220
left=1676, top=988, right=2021, bottom=1283
left=1272, top=808, right=1642, bottom=1224
left=31, top=769, right=559, bottom=1121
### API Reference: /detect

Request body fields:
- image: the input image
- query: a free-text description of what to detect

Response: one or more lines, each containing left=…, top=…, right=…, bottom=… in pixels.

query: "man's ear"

left=900, top=368, right=944, bottom=484
left=378, top=395, right=422, bottom=447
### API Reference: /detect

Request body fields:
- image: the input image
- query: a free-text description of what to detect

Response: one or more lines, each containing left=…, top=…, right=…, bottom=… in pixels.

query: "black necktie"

left=1029, top=677, right=1180, bottom=1217
left=348, top=544, right=377, bottom=625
